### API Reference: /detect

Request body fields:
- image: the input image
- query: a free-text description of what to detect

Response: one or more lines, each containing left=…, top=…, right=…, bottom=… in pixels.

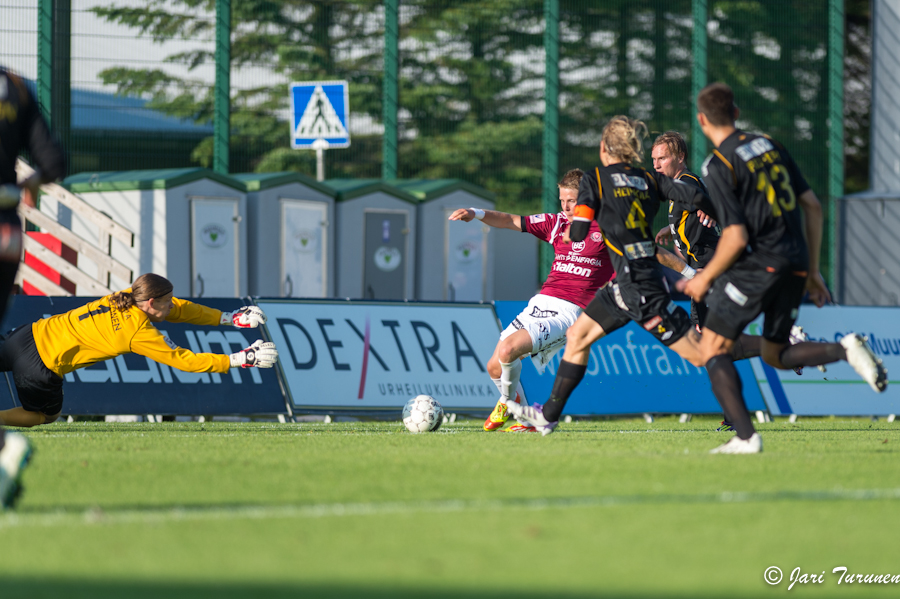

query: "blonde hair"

left=601, top=116, right=649, bottom=164
left=110, top=273, right=174, bottom=312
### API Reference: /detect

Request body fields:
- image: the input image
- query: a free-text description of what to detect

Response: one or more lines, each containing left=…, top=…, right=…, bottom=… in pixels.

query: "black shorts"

left=0, top=324, right=64, bottom=415
left=704, top=260, right=807, bottom=343
left=584, top=277, right=693, bottom=347
left=690, top=299, right=708, bottom=328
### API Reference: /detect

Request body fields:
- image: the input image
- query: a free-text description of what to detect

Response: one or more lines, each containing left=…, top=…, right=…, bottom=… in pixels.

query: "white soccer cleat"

left=710, top=432, right=763, bottom=454
left=841, top=333, right=888, bottom=393
left=0, top=432, right=33, bottom=510
left=507, top=402, right=558, bottom=436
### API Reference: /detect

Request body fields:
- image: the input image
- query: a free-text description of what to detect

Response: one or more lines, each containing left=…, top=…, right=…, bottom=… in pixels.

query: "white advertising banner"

left=257, top=300, right=502, bottom=409
left=747, top=306, right=900, bottom=416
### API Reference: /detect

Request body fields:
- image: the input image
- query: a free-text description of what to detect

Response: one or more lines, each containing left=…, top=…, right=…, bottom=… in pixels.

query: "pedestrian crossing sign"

left=290, top=80, right=350, bottom=149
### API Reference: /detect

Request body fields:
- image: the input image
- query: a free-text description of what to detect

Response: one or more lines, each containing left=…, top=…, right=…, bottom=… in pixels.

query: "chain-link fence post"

left=828, top=0, right=844, bottom=289
left=541, top=0, right=559, bottom=282
left=214, top=0, right=231, bottom=175
left=383, top=0, right=399, bottom=180
left=691, top=0, right=707, bottom=171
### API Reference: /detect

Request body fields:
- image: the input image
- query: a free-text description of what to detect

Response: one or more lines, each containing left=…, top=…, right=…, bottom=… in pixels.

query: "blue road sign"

left=290, top=80, right=350, bottom=149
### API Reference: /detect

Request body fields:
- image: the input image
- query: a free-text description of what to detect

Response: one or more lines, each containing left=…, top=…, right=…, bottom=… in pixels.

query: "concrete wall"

left=837, top=195, right=900, bottom=305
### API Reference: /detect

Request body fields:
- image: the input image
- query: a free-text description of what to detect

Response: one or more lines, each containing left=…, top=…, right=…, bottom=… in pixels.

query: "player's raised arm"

left=569, top=168, right=601, bottom=242
left=448, top=208, right=522, bottom=231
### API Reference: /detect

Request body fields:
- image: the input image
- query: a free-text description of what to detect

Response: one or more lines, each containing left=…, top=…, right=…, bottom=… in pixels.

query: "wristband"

left=472, top=208, right=485, bottom=221
left=680, top=265, right=697, bottom=279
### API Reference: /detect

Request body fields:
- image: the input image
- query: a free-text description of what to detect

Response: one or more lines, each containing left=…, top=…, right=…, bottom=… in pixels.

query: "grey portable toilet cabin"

left=327, top=179, right=418, bottom=300
left=234, top=172, right=337, bottom=298
left=835, top=190, right=900, bottom=306
left=390, top=179, right=496, bottom=302
left=61, top=168, right=248, bottom=297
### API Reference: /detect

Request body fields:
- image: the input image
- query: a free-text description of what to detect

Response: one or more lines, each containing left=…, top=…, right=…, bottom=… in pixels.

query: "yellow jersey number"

left=625, top=200, right=649, bottom=239
left=756, top=164, right=797, bottom=217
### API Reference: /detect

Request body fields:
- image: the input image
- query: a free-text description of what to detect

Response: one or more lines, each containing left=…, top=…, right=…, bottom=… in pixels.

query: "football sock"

left=543, top=360, right=586, bottom=423
left=779, top=342, right=846, bottom=369
left=499, top=360, right=522, bottom=405
left=730, top=334, right=761, bottom=360
left=705, top=355, right=755, bottom=440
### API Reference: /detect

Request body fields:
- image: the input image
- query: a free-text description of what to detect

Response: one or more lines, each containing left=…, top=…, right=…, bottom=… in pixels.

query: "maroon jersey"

left=524, top=212, right=615, bottom=309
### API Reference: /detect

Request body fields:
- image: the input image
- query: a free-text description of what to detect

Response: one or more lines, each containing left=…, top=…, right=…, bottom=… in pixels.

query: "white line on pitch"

left=3, top=488, right=900, bottom=529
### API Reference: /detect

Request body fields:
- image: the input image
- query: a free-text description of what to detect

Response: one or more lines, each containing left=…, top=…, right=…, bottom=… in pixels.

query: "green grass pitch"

left=2, top=418, right=899, bottom=598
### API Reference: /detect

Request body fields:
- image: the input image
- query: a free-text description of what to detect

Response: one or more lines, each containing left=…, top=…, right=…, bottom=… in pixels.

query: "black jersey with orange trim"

left=666, top=169, right=719, bottom=269
left=702, top=130, right=810, bottom=269
left=573, top=164, right=709, bottom=281
left=0, top=67, right=66, bottom=186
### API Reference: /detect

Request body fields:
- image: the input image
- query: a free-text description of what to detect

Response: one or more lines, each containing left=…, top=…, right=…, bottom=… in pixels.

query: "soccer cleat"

left=788, top=325, right=808, bottom=375
left=0, top=432, right=33, bottom=510
left=710, top=432, right=763, bottom=454
left=716, top=420, right=735, bottom=432
left=483, top=399, right=510, bottom=431
left=507, top=402, right=558, bottom=437
left=841, top=333, right=888, bottom=393
left=501, top=423, right=537, bottom=433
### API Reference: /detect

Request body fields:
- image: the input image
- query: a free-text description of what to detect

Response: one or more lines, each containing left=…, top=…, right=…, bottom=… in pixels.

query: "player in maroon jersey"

left=450, top=169, right=616, bottom=432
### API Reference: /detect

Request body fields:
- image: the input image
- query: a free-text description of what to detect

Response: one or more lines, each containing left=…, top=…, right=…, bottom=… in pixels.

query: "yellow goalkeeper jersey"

left=31, top=292, right=231, bottom=377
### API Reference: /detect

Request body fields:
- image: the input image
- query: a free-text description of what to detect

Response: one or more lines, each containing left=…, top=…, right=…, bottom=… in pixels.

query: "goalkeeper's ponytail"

left=110, top=273, right=174, bottom=311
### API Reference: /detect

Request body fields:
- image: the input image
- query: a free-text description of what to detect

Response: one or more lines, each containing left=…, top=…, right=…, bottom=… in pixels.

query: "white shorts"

left=499, top=294, right=582, bottom=374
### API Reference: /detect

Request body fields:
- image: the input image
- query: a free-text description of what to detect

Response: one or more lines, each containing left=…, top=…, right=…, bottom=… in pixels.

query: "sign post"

left=290, top=81, right=351, bottom=181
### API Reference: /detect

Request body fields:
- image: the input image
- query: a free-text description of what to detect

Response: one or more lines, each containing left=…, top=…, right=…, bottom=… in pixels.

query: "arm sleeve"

left=703, top=161, right=746, bottom=229
left=570, top=170, right=602, bottom=242
left=166, top=297, right=224, bottom=326
left=656, top=171, right=715, bottom=215
left=130, top=324, right=230, bottom=373
left=21, top=82, right=66, bottom=182
left=522, top=213, right=554, bottom=242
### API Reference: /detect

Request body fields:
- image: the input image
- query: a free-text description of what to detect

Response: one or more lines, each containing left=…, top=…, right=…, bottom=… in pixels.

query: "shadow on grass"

left=2, top=578, right=692, bottom=599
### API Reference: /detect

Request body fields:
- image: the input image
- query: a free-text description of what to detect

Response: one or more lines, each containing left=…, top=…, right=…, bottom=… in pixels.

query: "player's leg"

left=484, top=330, right=532, bottom=431
left=0, top=326, right=65, bottom=428
left=758, top=275, right=886, bottom=392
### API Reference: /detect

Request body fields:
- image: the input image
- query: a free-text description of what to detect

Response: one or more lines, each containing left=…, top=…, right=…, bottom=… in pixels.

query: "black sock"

left=779, top=342, right=846, bottom=369
left=543, top=360, right=587, bottom=422
left=730, top=334, right=761, bottom=360
left=706, top=355, right=755, bottom=440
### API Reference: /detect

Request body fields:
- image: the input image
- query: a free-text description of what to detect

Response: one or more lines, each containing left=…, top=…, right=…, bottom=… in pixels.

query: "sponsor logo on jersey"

left=529, top=307, right=559, bottom=319
left=571, top=240, right=585, bottom=253
left=643, top=315, right=663, bottom=331
left=591, top=232, right=602, bottom=242
left=724, top=282, right=749, bottom=306
left=735, top=137, right=775, bottom=162
left=512, top=318, right=524, bottom=330
left=611, top=173, right=648, bottom=190
left=529, top=214, right=546, bottom=223
left=553, top=262, right=592, bottom=277
left=163, top=335, right=178, bottom=350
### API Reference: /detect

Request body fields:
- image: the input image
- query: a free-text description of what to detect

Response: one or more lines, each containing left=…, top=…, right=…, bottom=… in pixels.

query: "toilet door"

left=362, top=210, right=408, bottom=299
left=281, top=199, right=328, bottom=297
left=191, top=197, right=240, bottom=297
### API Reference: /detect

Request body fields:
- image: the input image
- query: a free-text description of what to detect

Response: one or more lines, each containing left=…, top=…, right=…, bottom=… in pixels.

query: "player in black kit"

left=509, top=116, right=761, bottom=435
left=0, top=65, right=66, bottom=508
left=682, top=83, right=887, bottom=454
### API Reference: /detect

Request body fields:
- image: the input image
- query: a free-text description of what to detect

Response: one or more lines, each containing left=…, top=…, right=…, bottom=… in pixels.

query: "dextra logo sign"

left=261, top=302, right=502, bottom=406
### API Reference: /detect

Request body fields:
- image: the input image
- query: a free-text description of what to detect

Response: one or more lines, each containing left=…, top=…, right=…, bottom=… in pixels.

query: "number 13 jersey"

left=702, top=130, right=811, bottom=270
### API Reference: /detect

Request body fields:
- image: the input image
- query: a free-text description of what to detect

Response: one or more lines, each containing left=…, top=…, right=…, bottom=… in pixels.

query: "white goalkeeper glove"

left=229, top=339, right=278, bottom=368
left=222, top=306, right=267, bottom=328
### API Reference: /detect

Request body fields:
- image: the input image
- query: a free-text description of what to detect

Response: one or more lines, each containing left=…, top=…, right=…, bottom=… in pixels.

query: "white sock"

left=491, top=377, right=503, bottom=398
left=499, top=360, right=522, bottom=406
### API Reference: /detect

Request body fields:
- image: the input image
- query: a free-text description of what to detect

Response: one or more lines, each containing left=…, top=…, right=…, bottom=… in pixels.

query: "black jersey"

left=573, top=164, right=709, bottom=280
left=702, top=130, right=810, bottom=270
left=0, top=67, right=66, bottom=187
left=667, top=170, right=719, bottom=268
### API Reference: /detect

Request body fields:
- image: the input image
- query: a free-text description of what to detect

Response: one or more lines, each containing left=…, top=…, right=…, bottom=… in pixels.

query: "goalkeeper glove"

left=222, top=306, right=267, bottom=328
left=229, top=339, right=278, bottom=368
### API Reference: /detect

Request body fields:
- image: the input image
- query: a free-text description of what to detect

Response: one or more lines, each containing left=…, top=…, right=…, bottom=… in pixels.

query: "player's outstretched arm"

left=656, top=246, right=696, bottom=279
left=797, top=189, right=831, bottom=307
left=229, top=339, right=278, bottom=368
left=448, top=208, right=522, bottom=231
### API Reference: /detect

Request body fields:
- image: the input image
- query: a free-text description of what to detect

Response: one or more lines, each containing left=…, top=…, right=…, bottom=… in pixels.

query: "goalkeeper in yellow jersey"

left=0, top=273, right=278, bottom=428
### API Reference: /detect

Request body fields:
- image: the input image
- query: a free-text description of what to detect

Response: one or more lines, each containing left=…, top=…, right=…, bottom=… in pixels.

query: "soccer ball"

left=402, top=395, right=443, bottom=433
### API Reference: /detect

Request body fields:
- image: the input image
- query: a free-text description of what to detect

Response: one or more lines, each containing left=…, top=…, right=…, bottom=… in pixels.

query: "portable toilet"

left=327, top=179, right=418, bottom=300
left=61, top=168, right=248, bottom=296
left=234, top=172, right=336, bottom=298
left=391, top=179, right=495, bottom=302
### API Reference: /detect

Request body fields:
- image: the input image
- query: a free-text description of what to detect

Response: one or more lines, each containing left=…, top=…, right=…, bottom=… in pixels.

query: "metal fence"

left=0, top=0, right=844, bottom=282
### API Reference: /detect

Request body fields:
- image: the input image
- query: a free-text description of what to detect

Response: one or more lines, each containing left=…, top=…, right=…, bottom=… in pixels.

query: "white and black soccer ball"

left=402, top=395, right=443, bottom=433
